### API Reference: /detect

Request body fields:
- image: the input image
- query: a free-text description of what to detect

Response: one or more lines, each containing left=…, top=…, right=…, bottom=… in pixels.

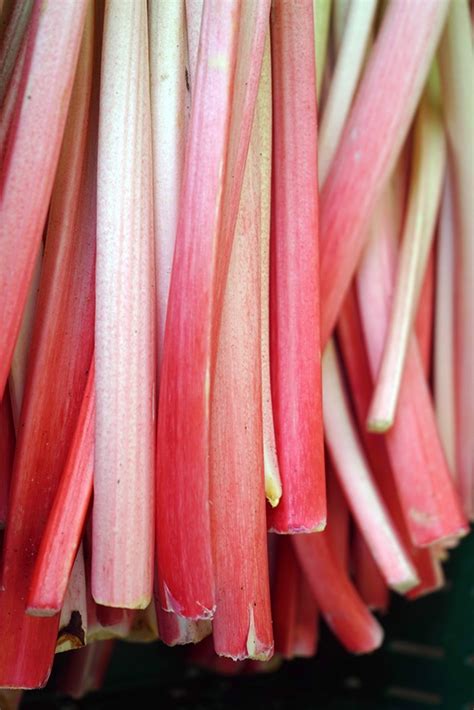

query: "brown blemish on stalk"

left=56, top=610, right=85, bottom=652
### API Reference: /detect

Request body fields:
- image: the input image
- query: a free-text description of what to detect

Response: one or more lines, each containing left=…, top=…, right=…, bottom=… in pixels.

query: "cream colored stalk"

left=368, top=76, right=446, bottom=431
left=313, top=0, right=332, bottom=100
left=93, top=0, right=156, bottom=609
left=318, top=0, right=377, bottom=184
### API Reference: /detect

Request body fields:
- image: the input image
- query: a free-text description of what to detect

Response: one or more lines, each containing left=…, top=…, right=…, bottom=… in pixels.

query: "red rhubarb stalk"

left=27, top=363, right=94, bottom=616
left=439, top=0, right=474, bottom=519
left=93, top=0, right=156, bottom=609
left=0, top=7, right=96, bottom=688
left=156, top=0, right=271, bottom=619
left=0, top=389, right=14, bottom=528
left=322, top=340, right=418, bottom=593
left=0, top=0, right=87, bottom=398
left=356, top=190, right=467, bottom=546
left=319, top=0, right=449, bottom=345
left=326, top=463, right=350, bottom=570
left=353, top=531, right=390, bottom=613
left=293, top=533, right=383, bottom=654
left=267, top=0, right=325, bottom=533
left=157, top=607, right=211, bottom=647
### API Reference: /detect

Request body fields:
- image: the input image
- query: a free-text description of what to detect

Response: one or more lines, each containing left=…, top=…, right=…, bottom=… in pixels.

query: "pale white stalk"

left=56, top=545, right=88, bottom=653
left=322, top=340, right=418, bottom=593
left=332, top=0, right=350, bottom=52
left=434, top=174, right=456, bottom=475
left=94, top=0, right=156, bottom=609
left=439, top=0, right=474, bottom=519
left=313, top=0, right=332, bottom=100
left=367, top=81, right=446, bottom=432
left=258, top=32, right=281, bottom=508
left=149, top=0, right=189, bottom=373
left=8, top=245, right=42, bottom=428
left=318, top=0, right=377, bottom=185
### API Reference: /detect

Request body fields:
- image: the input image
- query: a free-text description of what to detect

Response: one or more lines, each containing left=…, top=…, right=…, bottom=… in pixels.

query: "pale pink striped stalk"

left=148, top=0, right=189, bottom=373
left=318, top=0, right=377, bottom=185
left=0, top=8, right=96, bottom=688
left=357, top=189, right=467, bottom=547
left=368, top=82, right=446, bottom=431
left=56, top=545, right=88, bottom=653
left=293, top=533, right=383, bottom=654
left=156, top=0, right=271, bottom=619
left=320, top=0, right=449, bottom=345
left=0, top=0, right=87, bottom=398
left=210, top=106, right=273, bottom=661
left=257, top=34, right=281, bottom=507
left=322, top=340, right=418, bottom=593
left=434, top=175, right=456, bottom=474
left=27, top=363, right=94, bottom=616
left=93, top=0, right=156, bottom=609
left=439, top=0, right=474, bottom=519
left=9, top=246, right=42, bottom=428
left=267, top=0, right=325, bottom=534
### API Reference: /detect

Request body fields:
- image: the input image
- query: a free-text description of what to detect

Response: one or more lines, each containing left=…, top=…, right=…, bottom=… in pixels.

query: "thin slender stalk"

left=414, top=245, right=435, bottom=377
left=27, top=363, right=94, bottom=616
left=439, top=0, right=474, bottom=519
left=0, top=0, right=87, bottom=398
left=332, top=0, right=350, bottom=52
left=293, top=533, right=383, bottom=654
left=268, top=0, right=325, bottom=534
left=323, top=340, right=418, bottom=593
left=319, top=0, right=449, bottom=345
left=313, top=0, right=332, bottom=100
left=93, top=0, right=156, bottom=609
left=434, top=175, right=456, bottom=474
left=318, top=0, right=377, bottom=185
left=368, top=79, right=446, bottom=431
left=257, top=33, right=281, bottom=507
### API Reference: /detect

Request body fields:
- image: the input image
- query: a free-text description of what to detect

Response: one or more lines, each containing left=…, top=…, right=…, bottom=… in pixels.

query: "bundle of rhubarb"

left=0, top=0, right=472, bottom=695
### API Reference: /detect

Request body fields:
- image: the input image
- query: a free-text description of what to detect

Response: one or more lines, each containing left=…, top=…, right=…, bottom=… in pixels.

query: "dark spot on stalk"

left=185, top=68, right=190, bottom=93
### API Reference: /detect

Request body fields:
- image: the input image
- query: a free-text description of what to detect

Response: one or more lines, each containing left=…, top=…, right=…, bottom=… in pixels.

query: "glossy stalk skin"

left=0, top=389, right=14, bottom=528
left=356, top=193, right=467, bottom=547
left=156, top=0, right=271, bottom=619
left=322, top=341, right=418, bottom=593
left=293, top=532, right=383, bottom=654
left=353, top=531, right=389, bottom=613
left=0, top=0, right=87, bottom=398
left=93, top=0, right=156, bottom=609
left=27, top=363, right=94, bottom=616
left=0, top=8, right=96, bottom=688
left=439, top=0, right=474, bottom=519
left=367, top=84, right=446, bottom=431
left=319, top=0, right=449, bottom=345
left=337, top=285, right=448, bottom=597
left=268, top=0, right=325, bottom=534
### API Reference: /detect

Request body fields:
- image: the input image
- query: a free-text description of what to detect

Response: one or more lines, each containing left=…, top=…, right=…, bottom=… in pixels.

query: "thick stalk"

left=268, top=0, right=325, bottom=534
left=93, top=0, right=156, bottom=609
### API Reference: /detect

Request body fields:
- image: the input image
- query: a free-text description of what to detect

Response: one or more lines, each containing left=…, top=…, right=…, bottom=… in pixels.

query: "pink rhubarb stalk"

left=356, top=190, right=467, bottom=546
left=0, top=8, right=96, bottom=688
left=319, top=0, right=449, bottom=345
left=326, top=463, right=350, bottom=570
left=439, top=0, right=474, bottom=519
left=27, top=363, right=94, bottom=616
left=0, top=0, right=87, bottom=398
left=210, top=59, right=273, bottom=662
left=415, top=246, right=435, bottom=378
left=93, top=0, right=156, bottom=609
left=156, top=0, right=271, bottom=619
left=293, top=532, right=383, bottom=654
left=353, top=531, right=390, bottom=613
left=267, top=0, right=325, bottom=533
left=322, top=340, right=418, bottom=593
